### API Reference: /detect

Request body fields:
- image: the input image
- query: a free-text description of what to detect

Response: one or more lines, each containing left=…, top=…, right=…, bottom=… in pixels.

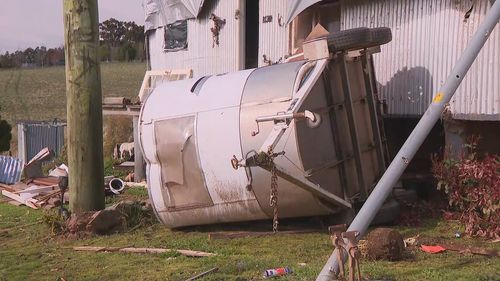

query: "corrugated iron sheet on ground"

left=0, top=156, right=23, bottom=185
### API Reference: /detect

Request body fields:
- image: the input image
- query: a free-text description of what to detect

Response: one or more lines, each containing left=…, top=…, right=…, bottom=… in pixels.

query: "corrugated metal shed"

left=0, top=156, right=23, bottom=185
left=258, top=0, right=290, bottom=67
left=341, top=0, right=500, bottom=120
left=17, top=121, right=66, bottom=163
left=149, top=0, right=244, bottom=76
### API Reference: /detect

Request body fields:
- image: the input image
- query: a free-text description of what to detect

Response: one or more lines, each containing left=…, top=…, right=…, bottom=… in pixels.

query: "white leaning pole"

left=316, top=1, right=500, bottom=280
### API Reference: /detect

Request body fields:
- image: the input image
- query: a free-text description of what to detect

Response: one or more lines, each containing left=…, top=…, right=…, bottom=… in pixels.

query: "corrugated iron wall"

left=258, top=0, right=290, bottom=67
left=149, top=0, right=245, bottom=77
left=17, top=122, right=65, bottom=163
left=341, top=0, right=500, bottom=120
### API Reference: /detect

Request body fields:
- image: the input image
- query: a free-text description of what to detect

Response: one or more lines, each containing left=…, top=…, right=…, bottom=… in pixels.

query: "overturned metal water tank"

left=140, top=29, right=391, bottom=228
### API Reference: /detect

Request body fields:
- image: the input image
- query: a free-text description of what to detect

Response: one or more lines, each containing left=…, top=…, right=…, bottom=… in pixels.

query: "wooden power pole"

left=63, top=0, right=105, bottom=212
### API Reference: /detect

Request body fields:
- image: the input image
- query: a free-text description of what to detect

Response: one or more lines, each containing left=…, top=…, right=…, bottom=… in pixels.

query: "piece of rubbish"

left=298, top=262, right=307, bottom=267
left=71, top=246, right=216, bottom=257
left=420, top=245, right=446, bottom=254
left=264, top=267, right=293, bottom=278
left=185, top=267, right=219, bottom=281
left=108, top=178, right=125, bottom=195
left=454, top=232, right=462, bottom=238
left=49, top=164, right=69, bottom=177
left=403, top=235, right=420, bottom=248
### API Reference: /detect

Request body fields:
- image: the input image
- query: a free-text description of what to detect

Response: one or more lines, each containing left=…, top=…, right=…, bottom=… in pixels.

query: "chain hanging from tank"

left=268, top=147, right=279, bottom=233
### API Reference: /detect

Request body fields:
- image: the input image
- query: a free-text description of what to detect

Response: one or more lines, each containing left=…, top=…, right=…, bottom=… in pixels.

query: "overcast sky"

left=0, top=0, right=144, bottom=53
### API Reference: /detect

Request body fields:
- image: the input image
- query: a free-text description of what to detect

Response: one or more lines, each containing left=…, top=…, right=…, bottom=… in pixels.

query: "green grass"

left=1, top=190, right=499, bottom=281
left=0, top=62, right=146, bottom=153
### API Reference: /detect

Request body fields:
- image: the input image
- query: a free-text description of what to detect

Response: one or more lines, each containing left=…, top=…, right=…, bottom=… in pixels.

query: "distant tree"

left=0, top=107, right=11, bottom=152
left=24, top=47, right=36, bottom=65
left=0, top=52, right=15, bottom=68
left=99, top=18, right=127, bottom=47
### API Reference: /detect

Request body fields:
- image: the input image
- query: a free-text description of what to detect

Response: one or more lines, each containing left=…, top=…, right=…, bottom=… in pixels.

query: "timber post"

left=63, top=0, right=105, bottom=212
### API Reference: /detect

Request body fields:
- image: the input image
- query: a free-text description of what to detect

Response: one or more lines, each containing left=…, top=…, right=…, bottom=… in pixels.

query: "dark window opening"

left=245, top=0, right=259, bottom=69
left=164, top=20, right=188, bottom=52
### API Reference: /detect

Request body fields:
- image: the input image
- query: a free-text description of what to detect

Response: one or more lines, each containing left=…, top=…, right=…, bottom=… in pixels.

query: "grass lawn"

left=0, top=187, right=498, bottom=281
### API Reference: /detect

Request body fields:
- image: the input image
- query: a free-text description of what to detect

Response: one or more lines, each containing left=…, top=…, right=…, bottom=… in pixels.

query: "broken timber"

left=71, top=246, right=216, bottom=257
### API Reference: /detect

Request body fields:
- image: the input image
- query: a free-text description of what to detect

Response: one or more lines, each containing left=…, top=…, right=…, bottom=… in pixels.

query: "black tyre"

left=327, top=27, right=392, bottom=52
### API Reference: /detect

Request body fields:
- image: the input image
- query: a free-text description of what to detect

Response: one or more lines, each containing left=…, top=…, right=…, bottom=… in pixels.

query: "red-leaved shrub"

left=431, top=137, right=500, bottom=239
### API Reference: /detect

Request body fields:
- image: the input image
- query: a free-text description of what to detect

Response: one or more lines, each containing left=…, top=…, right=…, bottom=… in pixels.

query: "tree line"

left=0, top=18, right=145, bottom=69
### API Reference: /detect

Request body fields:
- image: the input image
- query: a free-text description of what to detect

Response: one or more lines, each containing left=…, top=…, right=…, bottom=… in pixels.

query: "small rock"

left=86, top=209, right=126, bottom=234
left=66, top=212, right=94, bottom=233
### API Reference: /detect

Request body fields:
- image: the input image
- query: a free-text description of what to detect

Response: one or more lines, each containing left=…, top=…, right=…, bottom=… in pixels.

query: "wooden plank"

left=1, top=190, right=39, bottom=209
left=72, top=246, right=215, bottom=257
left=14, top=185, right=58, bottom=194
left=32, top=177, right=59, bottom=186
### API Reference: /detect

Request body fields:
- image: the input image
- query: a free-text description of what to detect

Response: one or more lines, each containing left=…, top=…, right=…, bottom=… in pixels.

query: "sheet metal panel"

left=258, top=0, right=291, bottom=67
left=143, top=0, right=206, bottom=31
left=0, top=156, right=23, bottom=185
left=149, top=0, right=244, bottom=77
left=18, top=122, right=65, bottom=163
left=341, top=0, right=500, bottom=120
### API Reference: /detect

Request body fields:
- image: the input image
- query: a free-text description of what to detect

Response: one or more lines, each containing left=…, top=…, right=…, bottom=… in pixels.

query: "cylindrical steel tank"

left=139, top=56, right=384, bottom=228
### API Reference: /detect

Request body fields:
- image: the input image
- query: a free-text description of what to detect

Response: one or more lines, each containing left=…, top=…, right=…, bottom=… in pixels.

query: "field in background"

left=0, top=62, right=146, bottom=154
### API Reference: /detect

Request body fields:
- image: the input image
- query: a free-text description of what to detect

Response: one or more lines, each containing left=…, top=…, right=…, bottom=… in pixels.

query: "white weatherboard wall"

left=149, top=0, right=244, bottom=77
left=258, top=0, right=290, bottom=67
left=341, top=0, right=500, bottom=120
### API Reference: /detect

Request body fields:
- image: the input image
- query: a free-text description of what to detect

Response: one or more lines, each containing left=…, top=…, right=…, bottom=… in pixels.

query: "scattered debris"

left=420, top=245, right=446, bottom=254
left=72, top=246, right=216, bottom=257
left=24, top=147, right=53, bottom=179
left=403, top=235, right=420, bottom=248
left=358, top=228, right=405, bottom=261
left=207, top=229, right=317, bottom=240
left=264, top=267, right=293, bottom=278
left=185, top=267, right=219, bottom=281
left=108, top=178, right=125, bottom=195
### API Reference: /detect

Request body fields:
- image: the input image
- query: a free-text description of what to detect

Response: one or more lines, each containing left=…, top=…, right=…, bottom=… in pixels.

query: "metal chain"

left=268, top=148, right=279, bottom=233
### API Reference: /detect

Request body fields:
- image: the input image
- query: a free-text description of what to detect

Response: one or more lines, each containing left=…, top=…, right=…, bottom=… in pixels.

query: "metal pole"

left=317, top=1, right=500, bottom=280
left=133, top=115, right=145, bottom=182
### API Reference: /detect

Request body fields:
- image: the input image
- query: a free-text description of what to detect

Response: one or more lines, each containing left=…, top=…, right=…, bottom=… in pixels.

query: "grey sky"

left=0, top=0, right=144, bottom=53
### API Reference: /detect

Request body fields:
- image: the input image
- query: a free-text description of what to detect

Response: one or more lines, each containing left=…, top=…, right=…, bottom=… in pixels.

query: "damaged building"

left=142, top=0, right=500, bottom=157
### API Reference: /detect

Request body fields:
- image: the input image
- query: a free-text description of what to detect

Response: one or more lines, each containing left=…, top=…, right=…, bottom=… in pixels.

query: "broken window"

left=163, top=20, right=188, bottom=51
left=290, top=1, right=340, bottom=54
